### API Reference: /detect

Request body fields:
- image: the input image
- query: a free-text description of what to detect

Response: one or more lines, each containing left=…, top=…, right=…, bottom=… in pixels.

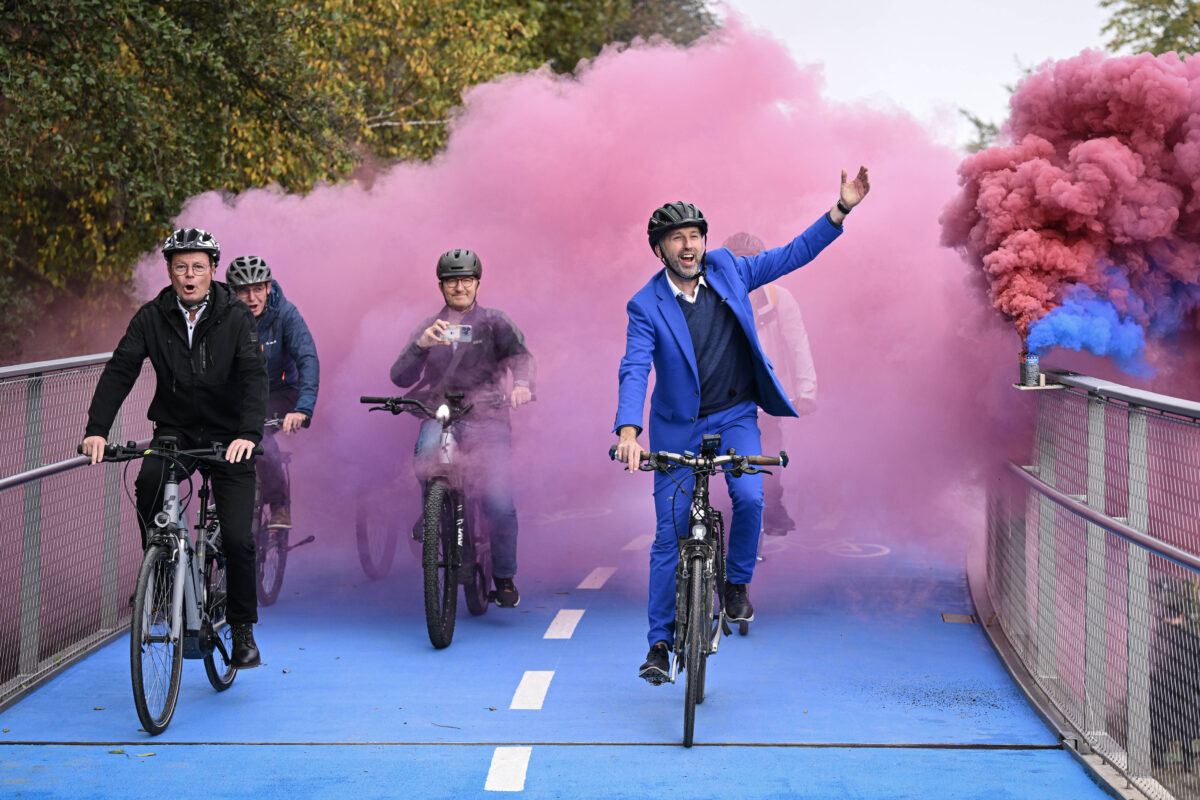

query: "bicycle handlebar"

left=607, top=445, right=788, bottom=472
left=78, top=441, right=264, bottom=463
left=264, top=416, right=311, bottom=430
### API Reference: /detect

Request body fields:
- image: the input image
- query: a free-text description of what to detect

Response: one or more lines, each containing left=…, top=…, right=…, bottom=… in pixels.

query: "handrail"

left=0, top=353, right=114, bottom=382
left=1046, top=368, right=1200, bottom=422
left=1006, top=460, right=1200, bottom=573
left=0, top=438, right=152, bottom=493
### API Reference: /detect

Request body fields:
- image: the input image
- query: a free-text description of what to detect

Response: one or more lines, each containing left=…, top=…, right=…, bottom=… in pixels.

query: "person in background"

left=390, top=249, right=535, bottom=608
left=226, top=255, right=319, bottom=531
left=723, top=232, right=818, bottom=537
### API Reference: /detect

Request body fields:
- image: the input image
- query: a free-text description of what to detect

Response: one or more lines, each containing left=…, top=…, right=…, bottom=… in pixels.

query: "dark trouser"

left=757, top=413, right=796, bottom=533
left=415, top=414, right=519, bottom=579
left=258, top=390, right=297, bottom=509
left=135, top=430, right=259, bottom=625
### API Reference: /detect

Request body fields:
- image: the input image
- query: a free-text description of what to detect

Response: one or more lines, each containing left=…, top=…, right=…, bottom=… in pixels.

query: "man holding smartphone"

left=390, top=249, right=536, bottom=607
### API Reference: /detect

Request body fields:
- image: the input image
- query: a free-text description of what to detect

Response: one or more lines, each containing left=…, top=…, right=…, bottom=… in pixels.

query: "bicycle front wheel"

left=130, top=544, right=183, bottom=735
left=422, top=481, right=459, bottom=648
left=356, top=489, right=398, bottom=580
left=683, top=555, right=706, bottom=748
left=203, top=547, right=237, bottom=691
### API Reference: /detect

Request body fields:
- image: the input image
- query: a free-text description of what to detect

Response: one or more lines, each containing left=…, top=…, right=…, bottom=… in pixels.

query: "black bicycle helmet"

left=226, top=255, right=272, bottom=287
left=647, top=202, right=708, bottom=252
left=162, top=228, right=221, bottom=267
left=436, top=249, right=482, bottom=280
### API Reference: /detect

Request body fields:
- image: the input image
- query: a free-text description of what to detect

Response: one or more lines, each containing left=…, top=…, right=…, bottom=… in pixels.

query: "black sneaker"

left=639, top=641, right=670, bottom=685
left=724, top=581, right=755, bottom=623
left=493, top=577, right=520, bottom=608
left=230, top=623, right=261, bottom=669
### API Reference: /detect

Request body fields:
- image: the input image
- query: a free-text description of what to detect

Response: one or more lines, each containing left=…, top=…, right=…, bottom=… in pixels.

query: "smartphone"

left=441, top=324, right=473, bottom=343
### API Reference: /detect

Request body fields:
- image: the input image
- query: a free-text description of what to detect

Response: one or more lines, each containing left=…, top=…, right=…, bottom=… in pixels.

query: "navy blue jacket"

left=257, top=280, right=319, bottom=419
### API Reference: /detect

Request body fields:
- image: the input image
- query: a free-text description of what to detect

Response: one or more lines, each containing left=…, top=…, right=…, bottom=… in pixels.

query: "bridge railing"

left=988, top=371, right=1200, bottom=800
left=0, top=355, right=152, bottom=709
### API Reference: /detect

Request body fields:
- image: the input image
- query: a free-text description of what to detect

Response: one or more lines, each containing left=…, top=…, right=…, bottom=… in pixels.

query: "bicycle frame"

left=153, top=461, right=221, bottom=659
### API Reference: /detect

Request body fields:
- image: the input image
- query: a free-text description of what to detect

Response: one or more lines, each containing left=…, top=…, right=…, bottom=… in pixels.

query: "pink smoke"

left=137, top=19, right=1016, bottom=579
left=941, top=50, right=1200, bottom=378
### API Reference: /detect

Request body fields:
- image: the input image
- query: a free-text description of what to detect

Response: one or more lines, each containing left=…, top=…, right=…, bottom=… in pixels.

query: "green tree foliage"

left=520, top=0, right=716, bottom=73
left=1101, top=0, right=1200, bottom=55
left=0, top=0, right=716, bottom=363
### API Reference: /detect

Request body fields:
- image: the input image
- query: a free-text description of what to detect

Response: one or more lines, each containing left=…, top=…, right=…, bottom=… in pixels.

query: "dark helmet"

left=162, top=227, right=220, bottom=267
left=436, top=249, right=482, bottom=280
left=226, top=255, right=272, bottom=287
left=721, top=232, right=765, bottom=257
left=647, top=202, right=708, bottom=252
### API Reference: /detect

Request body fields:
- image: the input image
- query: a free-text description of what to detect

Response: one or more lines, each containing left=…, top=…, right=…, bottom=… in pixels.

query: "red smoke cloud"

left=942, top=50, right=1200, bottom=364
left=136, top=19, right=1015, bottom=575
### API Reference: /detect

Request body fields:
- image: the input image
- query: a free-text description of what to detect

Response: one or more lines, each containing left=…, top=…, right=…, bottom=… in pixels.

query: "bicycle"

left=610, top=433, right=787, bottom=747
left=79, top=438, right=258, bottom=735
left=360, top=392, right=499, bottom=648
left=252, top=417, right=315, bottom=605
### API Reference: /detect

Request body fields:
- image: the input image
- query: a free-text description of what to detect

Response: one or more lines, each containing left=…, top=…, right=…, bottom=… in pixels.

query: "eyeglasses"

left=170, top=263, right=212, bottom=276
left=442, top=277, right=477, bottom=288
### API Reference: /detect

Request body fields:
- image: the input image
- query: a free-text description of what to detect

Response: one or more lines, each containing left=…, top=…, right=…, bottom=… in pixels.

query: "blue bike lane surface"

left=0, top=498, right=1113, bottom=799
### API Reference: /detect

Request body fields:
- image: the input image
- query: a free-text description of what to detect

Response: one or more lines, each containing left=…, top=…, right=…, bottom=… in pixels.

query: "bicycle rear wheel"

left=130, top=544, right=183, bottom=735
left=356, top=488, right=398, bottom=580
left=203, top=547, right=237, bottom=691
left=683, top=554, right=706, bottom=747
left=422, top=481, right=459, bottom=648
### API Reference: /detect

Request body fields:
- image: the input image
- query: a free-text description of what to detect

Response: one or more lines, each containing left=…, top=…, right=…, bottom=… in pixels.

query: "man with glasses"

left=390, top=249, right=536, bottom=608
left=80, top=227, right=268, bottom=669
left=226, top=255, right=319, bottom=530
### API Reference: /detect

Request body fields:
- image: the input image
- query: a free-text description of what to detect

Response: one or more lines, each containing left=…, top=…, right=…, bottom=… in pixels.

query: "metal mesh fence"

left=990, top=384, right=1200, bottom=800
left=0, top=358, right=153, bottom=707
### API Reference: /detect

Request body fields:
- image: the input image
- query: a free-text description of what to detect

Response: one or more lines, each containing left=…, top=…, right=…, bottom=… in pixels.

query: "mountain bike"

left=79, top=438, right=260, bottom=735
left=252, top=417, right=315, bottom=605
left=360, top=392, right=499, bottom=648
left=610, top=434, right=786, bottom=747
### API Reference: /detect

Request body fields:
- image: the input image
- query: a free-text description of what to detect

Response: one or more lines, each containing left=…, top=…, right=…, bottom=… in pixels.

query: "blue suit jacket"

left=614, top=214, right=841, bottom=450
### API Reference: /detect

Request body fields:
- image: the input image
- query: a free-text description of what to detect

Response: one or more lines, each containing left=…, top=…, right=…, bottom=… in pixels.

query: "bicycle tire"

left=461, top=515, right=490, bottom=617
left=130, top=544, right=183, bottom=735
left=422, top=481, right=458, bottom=648
left=203, top=546, right=237, bottom=691
left=356, top=491, right=398, bottom=580
left=254, top=496, right=288, bottom=606
left=683, top=554, right=706, bottom=748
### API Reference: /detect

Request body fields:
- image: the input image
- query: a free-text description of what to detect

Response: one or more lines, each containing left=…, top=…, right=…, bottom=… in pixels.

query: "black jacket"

left=85, top=282, right=269, bottom=445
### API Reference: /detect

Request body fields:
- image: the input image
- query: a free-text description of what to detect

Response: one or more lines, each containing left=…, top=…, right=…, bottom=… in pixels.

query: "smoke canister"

left=1020, top=350, right=1040, bottom=387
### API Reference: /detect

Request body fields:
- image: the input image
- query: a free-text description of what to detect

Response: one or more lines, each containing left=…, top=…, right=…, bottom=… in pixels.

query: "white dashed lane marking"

left=577, top=566, right=616, bottom=589
left=485, top=746, right=532, bottom=792
left=543, top=609, right=585, bottom=639
left=622, top=534, right=654, bottom=551
left=510, top=670, right=555, bottom=710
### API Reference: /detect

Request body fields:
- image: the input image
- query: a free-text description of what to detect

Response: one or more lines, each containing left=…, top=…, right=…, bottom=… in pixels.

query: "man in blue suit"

left=614, top=167, right=870, bottom=682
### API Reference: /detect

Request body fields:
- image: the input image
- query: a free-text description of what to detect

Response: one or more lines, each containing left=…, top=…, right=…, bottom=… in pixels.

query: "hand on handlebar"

left=615, top=427, right=645, bottom=473
left=282, top=412, right=308, bottom=434
left=510, top=386, right=532, bottom=409
left=225, top=438, right=257, bottom=463
left=80, top=436, right=108, bottom=465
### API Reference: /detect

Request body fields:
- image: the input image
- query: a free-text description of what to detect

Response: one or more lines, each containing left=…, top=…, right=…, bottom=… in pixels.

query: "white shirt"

left=664, top=272, right=708, bottom=304
left=175, top=296, right=208, bottom=347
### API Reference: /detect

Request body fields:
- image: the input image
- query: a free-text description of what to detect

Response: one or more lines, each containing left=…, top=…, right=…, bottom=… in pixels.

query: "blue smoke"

left=1026, top=284, right=1151, bottom=376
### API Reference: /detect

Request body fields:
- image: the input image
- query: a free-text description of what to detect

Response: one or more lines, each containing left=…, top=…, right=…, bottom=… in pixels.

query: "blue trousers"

left=647, top=400, right=763, bottom=647
left=415, top=415, right=519, bottom=579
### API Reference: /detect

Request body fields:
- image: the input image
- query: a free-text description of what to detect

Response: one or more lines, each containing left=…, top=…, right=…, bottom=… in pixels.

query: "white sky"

left=721, top=0, right=1114, bottom=148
